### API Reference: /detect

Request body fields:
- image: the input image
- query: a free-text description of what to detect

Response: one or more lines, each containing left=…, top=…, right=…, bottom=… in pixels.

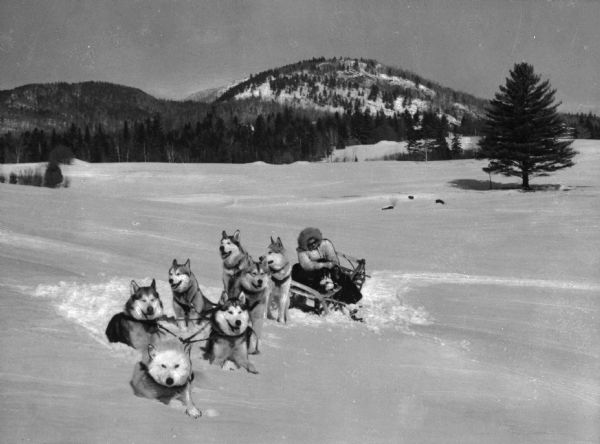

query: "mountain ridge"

left=1, top=57, right=488, bottom=134
left=0, top=81, right=208, bottom=133
left=211, top=57, right=487, bottom=125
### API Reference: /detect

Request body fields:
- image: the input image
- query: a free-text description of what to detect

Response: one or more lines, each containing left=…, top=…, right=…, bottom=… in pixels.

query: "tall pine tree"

left=479, top=63, right=576, bottom=189
left=451, top=129, right=462, bottom=158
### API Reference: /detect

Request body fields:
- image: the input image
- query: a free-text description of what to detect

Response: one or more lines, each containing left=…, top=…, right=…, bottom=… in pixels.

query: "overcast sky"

left=1, top=0, right=599, bottom=113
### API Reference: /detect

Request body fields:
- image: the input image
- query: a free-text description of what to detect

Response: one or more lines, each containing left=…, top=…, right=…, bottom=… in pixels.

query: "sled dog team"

left=105, top=230, right=293, bottom=418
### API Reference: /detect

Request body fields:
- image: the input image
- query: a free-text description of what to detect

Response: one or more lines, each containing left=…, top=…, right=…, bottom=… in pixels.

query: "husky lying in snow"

left=265, top=236, right=292, bottom=323
left=105, top=279, right=165, bottom=350
left=130, top=340, right=201, bottom=418
left=203, top=295, right=258, bottom=374
left=229, top=258, right=269, bottom=354
left=168, top=259, right=215, bottom=330
left=220, top=230, right=253, bottom=297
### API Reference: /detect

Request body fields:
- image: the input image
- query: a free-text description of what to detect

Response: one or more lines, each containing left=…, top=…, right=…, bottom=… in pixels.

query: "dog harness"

left=270, top=273, right=291, bottom=285
left=268, top=259, right=291, bottom=284
left=223, top=251, right=250, bottom=272
left=208, top=322, right=255, bottom=348
left=119, top=313, right=163, bottom=334
left=173, top=295, right=200, bottom=315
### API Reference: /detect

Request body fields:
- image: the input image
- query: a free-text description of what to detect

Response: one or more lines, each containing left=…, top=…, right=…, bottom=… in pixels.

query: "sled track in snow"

left=371, top=271, right=600, bottom=292
left=23, top=270, right=599, bottom=348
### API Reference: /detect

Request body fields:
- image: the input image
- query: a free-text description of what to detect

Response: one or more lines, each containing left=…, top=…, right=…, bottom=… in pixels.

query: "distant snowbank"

left=331, top=140, right=408, bottom=162
left=329, top=137, right=482, bottom=162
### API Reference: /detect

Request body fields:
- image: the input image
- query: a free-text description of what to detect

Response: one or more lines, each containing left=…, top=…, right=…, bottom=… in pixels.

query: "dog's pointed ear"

left=238, top=292, right=247, bottom=307
left=172, top=259, right=177, bottom=267
left=277, top=237, right=283, bottom=247
left=221, top=230, right=228, bottom=239
left=150, top=279, right=156, bottom=289
left=270, top=236, right=275, bottom=244
left=130, top=280, right=139, bottom=294
left=185, top=258, right=190, bottom=268
left=233, top=230, right=240, bottom=242
left=219, top=291, right=228, bottom=306
left=147, top=344, right=157, bottom=361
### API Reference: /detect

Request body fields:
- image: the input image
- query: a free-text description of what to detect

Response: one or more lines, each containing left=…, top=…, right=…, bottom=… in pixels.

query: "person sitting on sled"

left=291, top=227, right=362, bottom=305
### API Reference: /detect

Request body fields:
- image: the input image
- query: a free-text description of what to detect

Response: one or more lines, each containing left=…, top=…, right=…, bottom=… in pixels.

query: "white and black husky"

left=168, top=259, right=214, bottom=330
left=105, top=279, right=165, bottom=350
left=265, top=236, right=292, bottom=323
left=229, top=258, right=269, bottom=354
left=130, top=340, right=201, bottom=418
left=220, top=230, right=252, bottom=297
left=203, top=296, right=258, bottom=374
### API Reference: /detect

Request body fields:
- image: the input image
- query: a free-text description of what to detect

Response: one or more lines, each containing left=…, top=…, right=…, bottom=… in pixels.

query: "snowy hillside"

left=216, top=57, right=485, bottom=125
left=1, top=140, right=599, bottom=443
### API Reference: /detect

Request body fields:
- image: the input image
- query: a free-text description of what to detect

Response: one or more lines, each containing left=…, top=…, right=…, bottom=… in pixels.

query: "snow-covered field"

left=331, top=137, right=481, bottom=162
left=1, top=140, right=599, bottom=443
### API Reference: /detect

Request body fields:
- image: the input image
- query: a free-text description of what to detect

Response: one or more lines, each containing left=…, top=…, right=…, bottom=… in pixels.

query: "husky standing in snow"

left=220, top=230, right=252, bottom=298
left=203, top=295, right=258, bottom=374
left=229, top=258, right=269, bottom=354
left=130, top=339, right=201, bottom=418
left=265, top=236, right=292, bottom=323
left=105, top=279, right=165, bottom=350
left=168, top=259, right=214, bottom=330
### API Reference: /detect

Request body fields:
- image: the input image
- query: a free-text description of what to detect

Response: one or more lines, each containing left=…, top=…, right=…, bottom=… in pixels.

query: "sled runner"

left=289, top=252, right=368, bottom=318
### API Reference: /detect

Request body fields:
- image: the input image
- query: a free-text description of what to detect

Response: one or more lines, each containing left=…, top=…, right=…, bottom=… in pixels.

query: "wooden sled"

left=289, top=253, right=368, bottom=318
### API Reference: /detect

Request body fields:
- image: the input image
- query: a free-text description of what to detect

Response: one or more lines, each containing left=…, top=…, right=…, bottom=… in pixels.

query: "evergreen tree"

left=368, top=84, right=379, bottom=102
left=121, top=121, right=131, bottom=162
left=433, top=128, right=451, bottom=160
left=451, top=130, right=463, bottom=158
left=478, top=62, right=576, bottom=189
left=83, top=125, right=92, bottom=161
left=44, top=161, right=63, bottom=188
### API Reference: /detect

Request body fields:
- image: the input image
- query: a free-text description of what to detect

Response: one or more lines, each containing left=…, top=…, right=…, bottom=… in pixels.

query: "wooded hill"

left=215, top=57, right=487, bottom=124
left=1, top=57, right=595, bottom=164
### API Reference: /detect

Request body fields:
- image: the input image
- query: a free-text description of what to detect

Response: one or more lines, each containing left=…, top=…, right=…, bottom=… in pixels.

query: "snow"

left=1, top=139, right=599, bottom=443
left=332, top=140, right=409, bottom=162
left=229, top=60, right=457, bottom=119
left=331, top=137, right=484, bottom=162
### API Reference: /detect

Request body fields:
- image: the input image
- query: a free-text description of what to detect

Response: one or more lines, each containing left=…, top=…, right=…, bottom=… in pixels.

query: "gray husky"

left=168, top=259, right=214, bottom=330
left=229, top=258, right=269, bottom=354
left=265, top=237, right=292, bottom=323
left=105, top=279, right=165, bottom=350
left=203, top=295, right=258, bottom=374
left=220, top=230, right=252, bottom=297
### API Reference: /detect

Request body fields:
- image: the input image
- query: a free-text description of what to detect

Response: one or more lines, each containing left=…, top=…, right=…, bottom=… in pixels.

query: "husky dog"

left=265, top=237, right=292, bottom=323
left=230, top=259, right=269, bottom=354
left=130, top=340, right=201, bottom=418
left=169, top=259, right=213, bottom=330
left=319, top=272, right=335, bottom=292
left=203, top=296, right=258, bottom=374
left=220, top=230, right=252, bottom=297
left=105, top=279, right=165, bottom=349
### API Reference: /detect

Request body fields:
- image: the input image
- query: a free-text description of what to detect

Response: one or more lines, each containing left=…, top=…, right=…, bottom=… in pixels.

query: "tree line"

left=0, top=106, right=481, bottom=164
left=562, top=112, right=600, bottom=139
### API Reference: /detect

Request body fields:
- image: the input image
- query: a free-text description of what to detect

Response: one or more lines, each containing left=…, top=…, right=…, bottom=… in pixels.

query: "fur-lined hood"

left=296, top=227, right=323, bottom=252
